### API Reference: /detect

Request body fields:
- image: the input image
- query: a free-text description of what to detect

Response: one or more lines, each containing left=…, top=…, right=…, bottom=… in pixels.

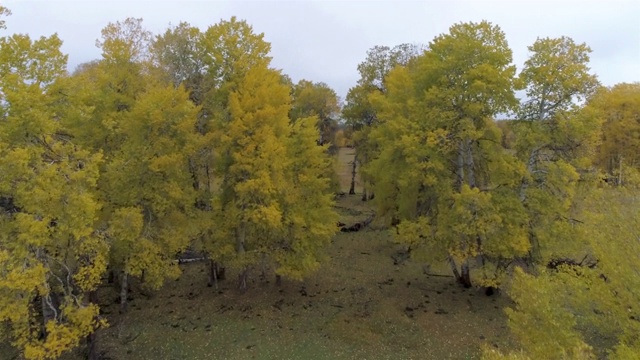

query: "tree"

left=217, top=65, right=292, bottom=289
left=484, top=188, right=640, bottom=359
left=290, top=80, right=341, bottom=148
left=368, top=21, right=527, bottom=288
left=101, top=82, right=199, bottom=311
left=513, top=36, right=600, bottom=264
left=590, top=83, right=640, bottom=186
left=275, top=116, right=339, bottom=280
left=65, top=19, right=200, bottom=311
left=289, top=80, right=341, bottom=192
left=0, top=29, right=107, bottom=360
left=199, top=16, right=271, bottom=124
left=343, top=43, right=423, bottom=199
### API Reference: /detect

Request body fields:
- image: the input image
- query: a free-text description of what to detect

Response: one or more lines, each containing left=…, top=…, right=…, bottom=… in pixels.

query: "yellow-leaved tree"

left=483, top=188, right=640, bottom=359
left=513, top=36, right=600, bottom=264
left=368, top=21, right=528, bottom=289
left=64, top=18, right=200, bottom=311
left=0, top=16, right=107, bottom=360
left=590, top=83, right=640, bottom=186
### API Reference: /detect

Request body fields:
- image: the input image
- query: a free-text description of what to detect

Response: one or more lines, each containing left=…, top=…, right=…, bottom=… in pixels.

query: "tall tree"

left=590, top=83, right=640, bottom=186
left=0, top=29, right=107, bottom=359
left=343, top=43, right=423, bottom=199
left=290, top=80, right=341, bottom=148
left=513, top=36, right=600, bottom=263
left=275, top=116, right=339, bottom=280
left=368, top=21, right=527, bottom=288
left=218, top=65, right=291, bottom=289
left=101, top=82, right=199, bottom=311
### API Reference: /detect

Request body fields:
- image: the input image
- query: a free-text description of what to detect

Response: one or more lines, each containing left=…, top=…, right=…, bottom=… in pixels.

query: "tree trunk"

left=465, top=139, right=476, bottom=189
left=459, top=260, right=472, bottom=288
left=236, top=224, right=248, bottom=291
left=238, top=268, right=248, bottom=291
left=207, top=258, right=218, bottom=289
left=189, top=158, right=200, bottom=191
left=360, top=153, right=370, bottom=202
left=120, top=272, right=128, bottom=313
left=520, top=148, right=539, bottom=202
left=275, top=274, right=282, bottom=286
left=349, top=153, right=357, bottom=195
left=618, top=155, right=623, bottom=186
left=40, top=293, right=56, bottom=339
left=456, top=141, right=465, bottom=191
left=86, top=331, right=97, bottom=360
left=85, top=290, right=99, bottom=360
left=448, top=256, right=461, bottom=281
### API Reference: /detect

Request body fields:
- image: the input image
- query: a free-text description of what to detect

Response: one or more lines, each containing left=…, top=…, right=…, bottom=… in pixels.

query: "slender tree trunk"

left=465, top=139, right=476, bottom=189
left=349, top=153, right=357, bottom=195
left=360, top=153, right=369, bottom=201
left=120, top=272, right=128, bottom=313
left=618, top=155, right=623, bottom=186
left=459, top=260, right=472, bottom=288
left=85, top=290, right=99, bottom=360
left=207, top=258, right=218, bottom=289
left=448, top=256, right=461, bottom=282
left=41, top=293, right=56, bottom=339
left=520, top=148, right=539, bottom=202
left=456, top=141, right=465, bottom=191
left=236, top=224, right=248, bottom=291
left=189, top=158, right=199, bottom=190
left=238, top=268, right=248, bottom=291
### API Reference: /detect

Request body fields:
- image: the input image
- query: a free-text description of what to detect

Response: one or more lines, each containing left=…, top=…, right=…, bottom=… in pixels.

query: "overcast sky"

left=2, top=0, right=639, bottom=99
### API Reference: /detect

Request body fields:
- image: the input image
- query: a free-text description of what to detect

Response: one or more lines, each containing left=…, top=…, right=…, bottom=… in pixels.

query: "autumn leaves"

left=0, top=14, right=337, bottom=359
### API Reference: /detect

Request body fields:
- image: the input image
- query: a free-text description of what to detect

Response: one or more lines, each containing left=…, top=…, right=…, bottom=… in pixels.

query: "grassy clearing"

left=82, top=148, right=512, bottom=360
left=84, top=229, right=511, bottom=360
left=49, top=148, right=512, bottom=359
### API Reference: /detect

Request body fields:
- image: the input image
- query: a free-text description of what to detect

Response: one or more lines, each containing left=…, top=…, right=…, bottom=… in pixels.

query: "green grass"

left=81, top=226, right=512, bottom=360
left=26, top=148, right=512, bottom=359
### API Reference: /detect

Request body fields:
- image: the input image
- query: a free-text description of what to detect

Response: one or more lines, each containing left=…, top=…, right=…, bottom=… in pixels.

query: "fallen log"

left=340, top=216, right=374, bottom=232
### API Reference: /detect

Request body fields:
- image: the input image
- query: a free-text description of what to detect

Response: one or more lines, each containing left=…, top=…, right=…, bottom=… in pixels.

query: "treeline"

left=1, top=4, right=639, bottom=359
left=343, top=21, right=640, bottom=359
left=0, top=10, right=342, bottom=360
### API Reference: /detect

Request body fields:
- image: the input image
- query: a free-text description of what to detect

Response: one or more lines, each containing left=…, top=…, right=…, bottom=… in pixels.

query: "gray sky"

left=3, top=0, right=639, bottom=99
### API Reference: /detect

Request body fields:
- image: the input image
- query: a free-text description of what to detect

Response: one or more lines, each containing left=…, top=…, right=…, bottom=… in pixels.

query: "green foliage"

left=290, top=80, right=340, bottom=146
left=3, top=9, right=639, bottom=360
left=342, top=43, right=424, bottom=198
